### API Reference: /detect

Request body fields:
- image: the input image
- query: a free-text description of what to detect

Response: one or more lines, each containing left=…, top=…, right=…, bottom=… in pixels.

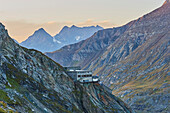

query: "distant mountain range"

left=46, top=1, right=170, bottom=112
left=54, top=25, right=103, bottom=46
left=20, top=25, right=103, bottom=53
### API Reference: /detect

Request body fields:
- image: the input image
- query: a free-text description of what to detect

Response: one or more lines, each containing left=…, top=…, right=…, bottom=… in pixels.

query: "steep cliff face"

left=46, top=2, right=170, bottom=112
left=0, top=23, right=132, bottom=113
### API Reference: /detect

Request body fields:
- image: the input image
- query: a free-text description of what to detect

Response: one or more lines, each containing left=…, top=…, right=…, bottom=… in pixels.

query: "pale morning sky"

left=0, top=0, right=165, bottom=42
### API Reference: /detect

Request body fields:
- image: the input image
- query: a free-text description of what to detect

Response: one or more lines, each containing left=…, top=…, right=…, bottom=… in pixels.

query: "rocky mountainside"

left=54, top=25, right=103, bottom=48
left=0, top=23, right=132, bottom=113
left=46, top=2, right=170, bottom=112
left=20, top=28, right=61, bottom=53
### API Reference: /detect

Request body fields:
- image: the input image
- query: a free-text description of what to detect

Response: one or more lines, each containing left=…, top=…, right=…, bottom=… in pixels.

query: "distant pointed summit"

left=38, top=28, right=45, bottom=31
left=63, top=26, right=69, bottom=29
left=59, top=26, right=69, bottom=33
left=96, top=25, right=100, bottom=27
left=21, top=28, right=61, bottom=52
left=35, top=28, right=47, bottom=34
left=71, top=25, right=77, bottom=28
left=96, top=25, right=103, bottom=29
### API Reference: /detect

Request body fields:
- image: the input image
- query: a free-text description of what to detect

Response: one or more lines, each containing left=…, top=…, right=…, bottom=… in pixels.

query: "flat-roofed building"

left=64, top=66, right=99, bottom=83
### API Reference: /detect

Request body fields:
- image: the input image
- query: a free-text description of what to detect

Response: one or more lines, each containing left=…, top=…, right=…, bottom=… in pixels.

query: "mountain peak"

left=0, top=22, right=5, bottom=31
left=163, top=0, right=169, bottom=5
left=33, top=28, right=49, bottom=35
left=20, top=27, right=55, bottom=52
left=63, top=26, right=69, bottom=29
left=59, top=26, right=69, bottom=33
left=0, top=22, right=19, bottom=51
left=71, top=25, right=78, bottom=28
left=36, top=28, right=45, bottom=32
left=0, top=22, right=9, bottom=40
left=0, top=22, right=4, bottom=27
left=96, top=25, right=103, bottom=28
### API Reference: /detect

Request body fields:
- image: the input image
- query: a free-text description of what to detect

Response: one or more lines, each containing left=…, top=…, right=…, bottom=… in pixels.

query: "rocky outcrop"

left=0, top=23, right=132, bottom=113
left=46, top=2, right=170, bottom=112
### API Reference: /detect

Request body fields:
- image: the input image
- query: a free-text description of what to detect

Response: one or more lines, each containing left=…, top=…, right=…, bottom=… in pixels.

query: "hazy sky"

left=0, top=0, right=164, bottom=42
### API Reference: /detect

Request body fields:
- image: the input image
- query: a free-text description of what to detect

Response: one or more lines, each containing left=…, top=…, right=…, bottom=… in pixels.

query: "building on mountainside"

left=64, top=66, right=99, bottom=83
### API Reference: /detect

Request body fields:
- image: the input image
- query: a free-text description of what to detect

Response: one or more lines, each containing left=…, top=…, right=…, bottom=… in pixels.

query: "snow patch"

left=75, top=36, right=81, bottom=41
left=44, top=108, right=47, bottom=111
left=53, top=38, right=61, bottom=43
left=56, top=40, right=61, bottom=44
left=8, top=82, right=12, bottom=87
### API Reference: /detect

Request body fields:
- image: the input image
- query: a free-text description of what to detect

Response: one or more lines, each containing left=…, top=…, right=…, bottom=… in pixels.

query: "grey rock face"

left=0, top=22, right=132, bottom=113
